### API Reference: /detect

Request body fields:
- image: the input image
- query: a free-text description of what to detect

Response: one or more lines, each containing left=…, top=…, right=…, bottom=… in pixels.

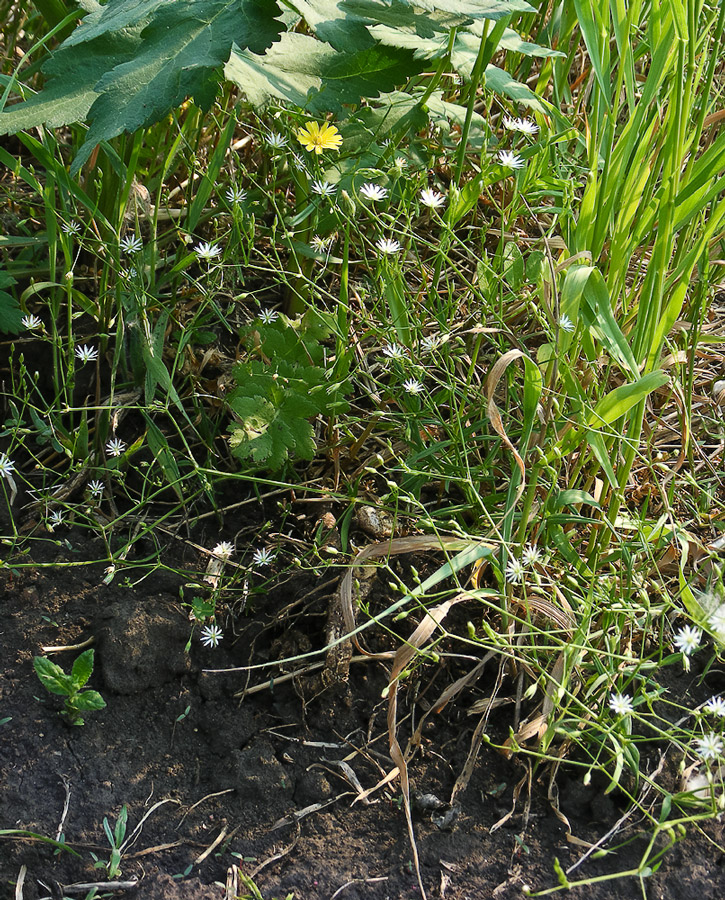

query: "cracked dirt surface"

left=2, top=542, right=725, bottom=899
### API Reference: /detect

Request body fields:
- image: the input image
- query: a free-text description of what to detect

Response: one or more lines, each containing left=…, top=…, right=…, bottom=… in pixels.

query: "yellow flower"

left=296, top=121, right=342, bottom=155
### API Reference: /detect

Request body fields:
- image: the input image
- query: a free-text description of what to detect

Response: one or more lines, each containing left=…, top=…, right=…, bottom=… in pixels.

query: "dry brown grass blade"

left=338, top=534, right=472, bottom=658
left=451, top=653, right=508, bottom=806
left=505, top=608, right=572, bottom=753
left=485, top=349, right=528, bottom=497
left=489, top=770, right=529, bottom=833
left=510, top=593, right=576, bottom=632
left=352, top=765, right=400, bottom=805
left=338, top=535, right=493, bottom=896
left=386, top=594, right=468, bottom=900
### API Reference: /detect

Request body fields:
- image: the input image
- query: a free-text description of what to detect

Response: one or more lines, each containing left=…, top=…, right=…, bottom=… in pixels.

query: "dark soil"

left=1, top=532, right=724, bottom=900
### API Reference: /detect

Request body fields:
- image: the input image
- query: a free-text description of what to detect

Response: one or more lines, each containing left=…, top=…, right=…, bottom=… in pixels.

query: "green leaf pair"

left=33, top=648, right=106, bottom=726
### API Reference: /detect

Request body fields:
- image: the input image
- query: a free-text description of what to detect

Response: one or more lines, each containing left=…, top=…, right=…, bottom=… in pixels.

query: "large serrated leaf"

left=69, top=0, right=283, bottom=173
left=338, top=90, right=427, bottom=152
left=0, top=0, right=284, bottom=169
left=289, top=0, right=376, bottom=52
left=0, top=32, right=141, bottom=135
left=342, top=0, right=464, bottom=32
left=484, top=64, right=549, bottom=113
left=62, top=0, right=173, bottom=46
left=225, top=31, right=421, bottom=113
left=412, top=0, right=533, bottom=19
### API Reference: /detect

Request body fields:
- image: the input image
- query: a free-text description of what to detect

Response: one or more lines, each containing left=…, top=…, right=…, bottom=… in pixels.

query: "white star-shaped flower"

left=515, top=117, right=539, bottom=135
left=360, top=183, right=388, bottom=202
left=0, top=453, right=15, bottom=478
left=704, top=696, right=725, bottom=717
left=559, top=314, right=575, bottom=333
left=291, top=153, right=309, bottom=173
left=88, top=480, right=105, bottom=498
left=266, top=132, right=288, bottom=149
left=120, top=234, right=143, bottom=254
left=106, top=438, right=127, bottom=457
left=48, top=509, right=65, bottom=528
left=22, top=314, right=43, bottom=330
left=420, top=335, right=441, bottom=353
left=505, top=558, right=525, bottom=584
left=609, top=692, right=633, bottom=716
left=522, top=544, right=542, bottom=567
left=674, top=625, right=702, bottom=656
left=226, top=186, right=247, bottom=203
left=420, top=188, right=446, bottom=209
left=252, top=547, right=275, bottom=567
left=376, top=237, right=402, bottom=255
left=311, top=180, right=337, bottom=198
left=497, top=150, right=525, bottom=170
left=194, top=241, right=222, bottom=263
left=696, top=732, right=723, bottom=760
left=311, top=235, right=334, bottom=252
left=75, top=344, right=99, bottom=364
left=382, top=342, right=406, bottom=360
left=258, top=310, right=279, bottom=324
left=403, top=379, right=423, bottom=394
left=200, top=624, right=223, bottom=648
left=213, top=541, right=234, bottom=560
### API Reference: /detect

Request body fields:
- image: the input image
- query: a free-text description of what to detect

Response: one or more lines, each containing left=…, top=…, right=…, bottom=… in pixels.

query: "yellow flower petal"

left=296, top=121, right=342, bottom=154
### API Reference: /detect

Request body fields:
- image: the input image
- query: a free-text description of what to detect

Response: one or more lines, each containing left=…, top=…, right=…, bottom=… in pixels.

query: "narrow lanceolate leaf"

left=225, top=32, right=421, bottom=113
left=585, top=371, right=670, bottom=430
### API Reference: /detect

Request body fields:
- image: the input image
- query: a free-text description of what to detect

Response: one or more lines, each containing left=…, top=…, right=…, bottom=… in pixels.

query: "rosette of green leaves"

left=228, top=313, right=350, bottom=471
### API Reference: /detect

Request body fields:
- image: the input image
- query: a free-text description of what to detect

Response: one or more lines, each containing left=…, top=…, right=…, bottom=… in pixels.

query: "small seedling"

left=33, top=649, right=106, bottom=726
left=92, top=804, right=128, bottom=879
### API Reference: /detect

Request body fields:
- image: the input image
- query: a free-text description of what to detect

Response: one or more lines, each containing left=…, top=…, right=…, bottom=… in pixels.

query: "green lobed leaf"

left=228, top=317, right=350, bottom=471
left=229, top=394, right=318, bottom=469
